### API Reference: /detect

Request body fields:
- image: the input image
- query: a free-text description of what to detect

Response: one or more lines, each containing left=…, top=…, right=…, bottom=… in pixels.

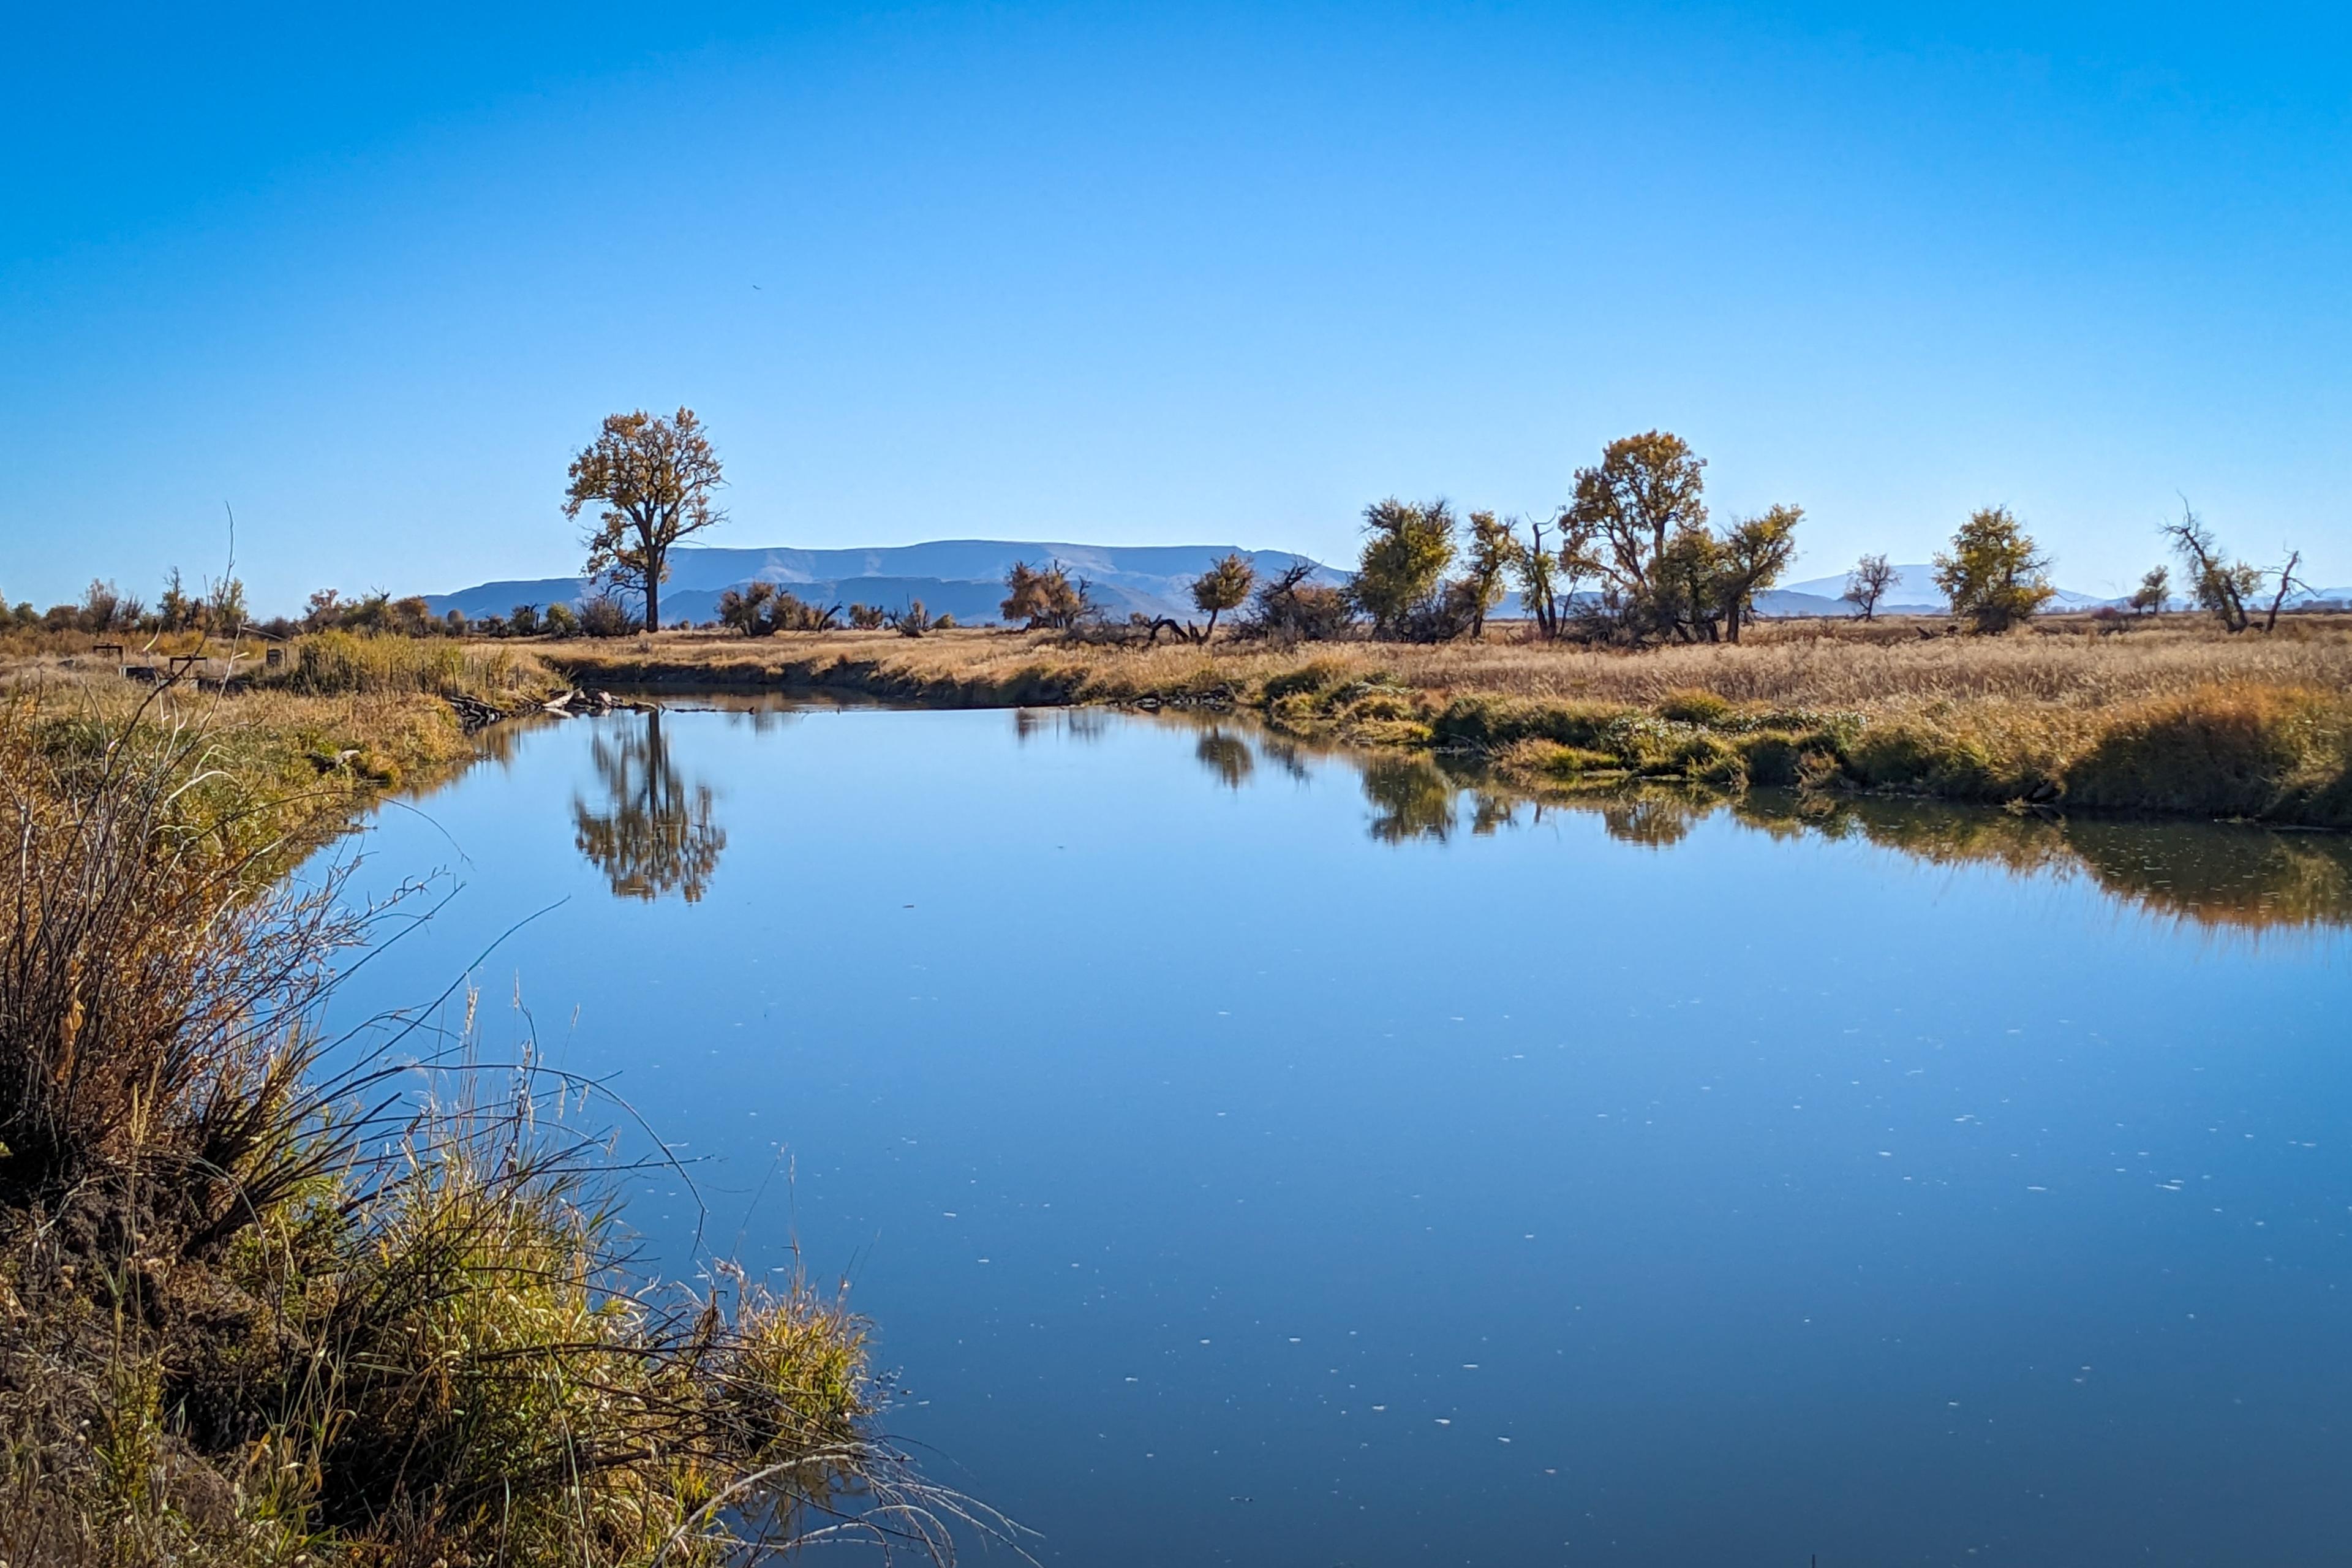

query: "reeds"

left=0, top=698, right=980, bottom=1565
left=541, top=619, right=2352, bottom=825
left=269, top=629, right=549, bottom=701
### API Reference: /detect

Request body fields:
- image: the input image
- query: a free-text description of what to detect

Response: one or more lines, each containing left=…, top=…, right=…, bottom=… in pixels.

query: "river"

left=314, top=698, right=2352, bottom=1566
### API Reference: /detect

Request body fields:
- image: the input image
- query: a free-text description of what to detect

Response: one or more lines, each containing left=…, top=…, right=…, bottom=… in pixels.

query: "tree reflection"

left=1139, top=707, right=2352, bottom=932
left=1195, top=730, right=1255, bottom=791
left=1599, top=794, right=1698, bottom=849
left=1733, top=795, right=2352, bottom=934
left=1362, top=756, right=1457, bottom=843
left=571, top=710, right=726, bottom=902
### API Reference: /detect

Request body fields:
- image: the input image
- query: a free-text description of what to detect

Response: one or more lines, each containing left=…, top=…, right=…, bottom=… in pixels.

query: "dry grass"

left=2, top=631, right=560, bottom=809
left=0, top=690, right=977, bottom=1567
left=537, top=616, right=2352, bottom=827
left=538, top=616, right=2352, bottom=710
left=265, top=629, right=553, bottom=701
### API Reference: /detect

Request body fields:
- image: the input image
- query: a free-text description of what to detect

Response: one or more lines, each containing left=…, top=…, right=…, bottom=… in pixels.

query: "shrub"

left=579, top=595, right=639, bottom=638
left=1934, top=506, right=2055, bottom=633
left=1658, top=688, right=1735, bottom=726
left=1262, top=660, right=1351, bottom=702
left=2065, top=686, right=2352, bottom=826
left=1243, top=561, right=1357, bottom=643
left=271, top=630, right=539, bottom=700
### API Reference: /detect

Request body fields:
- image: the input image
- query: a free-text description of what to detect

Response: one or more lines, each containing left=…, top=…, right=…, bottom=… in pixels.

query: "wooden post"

left=92, top=641, right=124, bottom=670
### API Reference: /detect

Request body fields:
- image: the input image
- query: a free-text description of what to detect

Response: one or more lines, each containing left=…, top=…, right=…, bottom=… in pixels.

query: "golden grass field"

left=540, top=614, right=2352, bottom=827
left=6, top=612, right=2349, bottom=826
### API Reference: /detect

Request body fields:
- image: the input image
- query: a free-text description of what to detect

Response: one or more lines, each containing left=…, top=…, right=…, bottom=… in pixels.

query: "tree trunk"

left=644, top=575, right=660, bottom=633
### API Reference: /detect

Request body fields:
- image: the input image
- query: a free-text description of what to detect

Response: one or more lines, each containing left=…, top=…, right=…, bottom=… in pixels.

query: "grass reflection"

left=1163, top=712, right=2352, bottom=932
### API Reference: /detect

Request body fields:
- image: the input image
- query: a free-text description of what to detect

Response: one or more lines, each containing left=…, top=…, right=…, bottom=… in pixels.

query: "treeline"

left=21, top=421, right=2321, bottom=650
left=1, top=567, right=255, bottom=638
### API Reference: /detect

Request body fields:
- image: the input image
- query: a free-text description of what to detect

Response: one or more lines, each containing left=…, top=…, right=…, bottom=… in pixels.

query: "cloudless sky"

left=3, top=1, right=2347, bottom=611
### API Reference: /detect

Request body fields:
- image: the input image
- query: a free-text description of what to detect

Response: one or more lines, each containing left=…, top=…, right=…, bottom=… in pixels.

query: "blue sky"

left=3, top=1, right=2346, bottom=611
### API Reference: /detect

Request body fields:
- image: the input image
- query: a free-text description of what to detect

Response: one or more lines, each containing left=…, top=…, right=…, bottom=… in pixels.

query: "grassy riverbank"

left=0, top=650, right=949, bottom=1563
left=541, top=617, right=2352, bottom=828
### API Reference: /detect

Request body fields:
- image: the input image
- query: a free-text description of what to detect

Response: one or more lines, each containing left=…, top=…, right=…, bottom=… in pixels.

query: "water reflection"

left=1193, top=729, right=1254, bottom=791
left=1362, top=755, right=1457, bottom=843
left=1175, top=716, right=2352, bottom=932
left=1014, top=707, right=1109, bottom=744
left=570, top=711, right=726, bottom=902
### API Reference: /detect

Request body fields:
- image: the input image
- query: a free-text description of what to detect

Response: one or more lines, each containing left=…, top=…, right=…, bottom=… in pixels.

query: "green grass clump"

left=1657, top=688, right=1736, bottom=726
left=1261, top=658, right=1352, bottom=702
left=1430, top=695, right=1631, bottom=751
left=2064, top=686, right=2352, bottom=826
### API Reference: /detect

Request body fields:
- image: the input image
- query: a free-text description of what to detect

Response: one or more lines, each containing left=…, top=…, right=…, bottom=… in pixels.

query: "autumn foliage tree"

left=1460, top=511, right=1520, bottom=640
left=1550, top=432, right=1800, bottom=643
left=1713, top=505, right=1803, bottom=643
left=1000, top=560, right=1092, bottom=629
left=564, top=408, right=726, bottom=633
left=1188, top=554, right=1256, bottom=642
left=2162, top=503, right=2306, bottom=633
left=1934, top=506, right=2054, bottom=633
left=1351, top=498, right=1458, bottom=637
left=1561, top=430, right=1710, bottom=637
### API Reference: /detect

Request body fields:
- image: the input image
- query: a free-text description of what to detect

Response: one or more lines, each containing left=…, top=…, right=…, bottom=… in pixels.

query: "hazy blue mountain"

left=421, top=541, right=1344, bottom=625
left=1778, top=562, right=2122, bottom=614
left=424, top=542, right=2209, bottom=628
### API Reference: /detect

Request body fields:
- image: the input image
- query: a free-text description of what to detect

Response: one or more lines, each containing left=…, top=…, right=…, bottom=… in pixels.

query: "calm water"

left=317, top=701, right=2351, bottom=1566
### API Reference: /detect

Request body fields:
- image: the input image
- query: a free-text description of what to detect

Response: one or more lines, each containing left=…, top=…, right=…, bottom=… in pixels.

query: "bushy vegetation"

left=537, top=613, right=2352, bottom=826
left=1000, top=560, right=1095, bottom=630
left=264, top=630, right=548, bottom=701
left=1933, top=506, right=2054, bottom=633
left=0, top=697, right=963, bottom=1566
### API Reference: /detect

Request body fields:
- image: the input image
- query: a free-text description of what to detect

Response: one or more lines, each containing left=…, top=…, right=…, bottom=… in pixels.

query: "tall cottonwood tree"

left=1561, top=431, right=1711, bottom=639
left=1351, top=498, right=1457, bottom=636
left=1714, top=505, right=1803, bottom=643
left=1461, top=511, right=1520, bottom=640
left=564, top=408, right=726, bottom=632
left=1934, top=506, right=2054, bottom=633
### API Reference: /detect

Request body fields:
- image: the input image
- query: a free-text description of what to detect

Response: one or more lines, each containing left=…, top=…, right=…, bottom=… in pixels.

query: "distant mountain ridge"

left=423, top=543, right=2343, bottom=627
left=421, top=541, right=1347, bottom=626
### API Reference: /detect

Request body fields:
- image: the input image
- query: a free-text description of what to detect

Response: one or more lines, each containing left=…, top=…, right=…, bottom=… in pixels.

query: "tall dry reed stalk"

left=0, top=694, right=995, bottom=1566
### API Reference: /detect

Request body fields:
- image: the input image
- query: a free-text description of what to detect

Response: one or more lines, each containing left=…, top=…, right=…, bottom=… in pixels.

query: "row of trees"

left=1203, top=431, right=1807, bottom=646
left=715, top=580, right=957, bottom=637
left=2154, top=505, right=2311, bottom=633
left=1, top=570, right=251, bottom=638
